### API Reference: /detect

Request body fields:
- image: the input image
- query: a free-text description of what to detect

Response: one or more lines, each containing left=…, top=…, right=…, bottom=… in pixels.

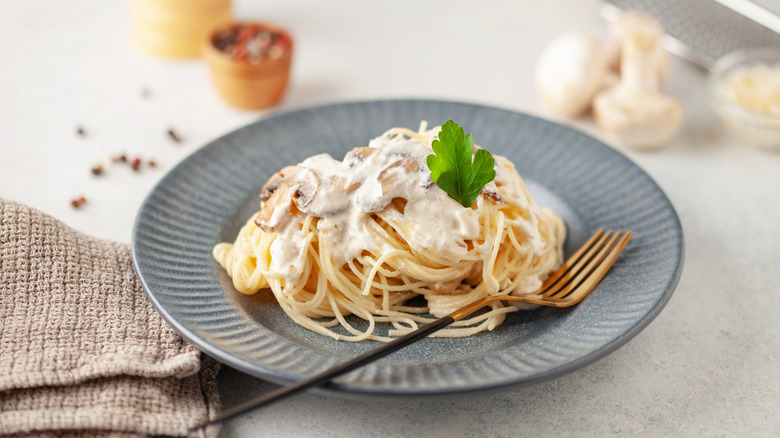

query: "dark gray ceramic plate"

left=132, top=99, right=683, bottom=398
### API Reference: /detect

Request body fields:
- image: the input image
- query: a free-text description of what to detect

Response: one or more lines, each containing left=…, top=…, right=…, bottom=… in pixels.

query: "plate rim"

left=131, top=98, right=684, bottom=398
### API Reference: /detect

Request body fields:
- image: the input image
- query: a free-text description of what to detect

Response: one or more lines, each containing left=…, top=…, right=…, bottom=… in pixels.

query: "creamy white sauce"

left=265, top=134, right=533, bottom=284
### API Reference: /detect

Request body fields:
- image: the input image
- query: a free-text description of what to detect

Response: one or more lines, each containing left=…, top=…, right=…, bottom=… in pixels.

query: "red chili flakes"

left=212, top=24, right=291, bottom=63
left=131, top=157, right=142, bottom=171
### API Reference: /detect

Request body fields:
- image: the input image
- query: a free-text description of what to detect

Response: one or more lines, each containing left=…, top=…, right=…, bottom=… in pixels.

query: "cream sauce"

left=265, top=133, right=530, bottom=284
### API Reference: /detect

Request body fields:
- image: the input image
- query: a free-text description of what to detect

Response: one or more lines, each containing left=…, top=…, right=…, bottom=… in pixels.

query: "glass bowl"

left=709, top=47, right=780, bottom=150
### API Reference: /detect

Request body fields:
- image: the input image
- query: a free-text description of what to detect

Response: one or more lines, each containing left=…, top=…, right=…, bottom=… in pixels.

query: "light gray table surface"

left=1, top=1, right=778, bottom=436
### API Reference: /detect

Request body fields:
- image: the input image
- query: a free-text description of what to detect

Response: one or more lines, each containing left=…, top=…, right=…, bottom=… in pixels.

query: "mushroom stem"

left=607, top=11, right=670, bottom=82
left=620, top=35, right=660, bottom=92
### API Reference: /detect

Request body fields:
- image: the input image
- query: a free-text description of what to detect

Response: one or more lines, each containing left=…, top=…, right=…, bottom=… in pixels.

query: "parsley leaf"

left=426, top=120, right=496, bottom=208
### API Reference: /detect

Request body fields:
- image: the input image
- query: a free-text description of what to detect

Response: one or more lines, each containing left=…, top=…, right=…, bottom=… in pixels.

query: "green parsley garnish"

left=426, top=120, right=496, bottom=208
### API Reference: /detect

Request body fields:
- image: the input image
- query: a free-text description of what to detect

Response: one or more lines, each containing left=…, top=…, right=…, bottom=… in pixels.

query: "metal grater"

left=602, top=0, right=780, bottom=70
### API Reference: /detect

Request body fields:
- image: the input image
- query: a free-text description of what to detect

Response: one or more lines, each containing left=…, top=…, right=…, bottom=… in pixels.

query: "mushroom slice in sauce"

left=377, top=157, right=421, bottom=195
left=481, top=186, right=505, bottom=204
left=255, top=165, right=319, bottom=232
left=344, top=147, right=376, bottom=167
left=330, top=175, right=362, bottom=194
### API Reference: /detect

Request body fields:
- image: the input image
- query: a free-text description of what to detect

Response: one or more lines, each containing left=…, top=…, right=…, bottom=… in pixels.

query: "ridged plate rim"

left=131, top=99, right=684, bottom=398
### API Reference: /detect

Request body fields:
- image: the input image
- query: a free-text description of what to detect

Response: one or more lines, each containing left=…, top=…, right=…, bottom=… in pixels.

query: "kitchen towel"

left=0, top=198, right=220, bottom=437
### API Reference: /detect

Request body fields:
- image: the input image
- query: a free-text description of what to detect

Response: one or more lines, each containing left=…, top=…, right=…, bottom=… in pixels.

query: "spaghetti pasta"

left=214, top=123, right=566, bottom=341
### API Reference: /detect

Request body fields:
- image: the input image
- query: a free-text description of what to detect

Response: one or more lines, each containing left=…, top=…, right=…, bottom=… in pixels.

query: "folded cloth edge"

left=0, top=349, right=202, bottom=392
left=0, top=353, right=221, bottom=437
left=0, top=198, right=222, bottom=437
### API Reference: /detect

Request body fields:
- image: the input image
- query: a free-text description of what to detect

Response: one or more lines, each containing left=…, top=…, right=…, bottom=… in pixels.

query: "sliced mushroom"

left=255, top=166, right=319, bottom=232
left=481, top=186, right=505, bottom=204
left=377, top=157, right=420, bottom=195
left=343, top=147, right=376, bottom=167
left=390, top=197, right=407, bottom=214
left=330, top=175, right=362, bottom=193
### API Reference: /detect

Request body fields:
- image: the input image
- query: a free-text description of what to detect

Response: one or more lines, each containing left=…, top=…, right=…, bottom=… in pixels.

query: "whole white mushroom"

left=535, top=33, right=609, bottom=118
left=593, top=34, right=683, bottom=149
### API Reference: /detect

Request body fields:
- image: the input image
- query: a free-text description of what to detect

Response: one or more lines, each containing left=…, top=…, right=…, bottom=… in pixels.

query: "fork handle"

left=190, top=315, right=456, bottom=432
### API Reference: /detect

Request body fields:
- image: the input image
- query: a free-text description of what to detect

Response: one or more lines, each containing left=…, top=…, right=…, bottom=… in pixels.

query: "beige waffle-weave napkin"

left=0, top=199, right=221, bottom=437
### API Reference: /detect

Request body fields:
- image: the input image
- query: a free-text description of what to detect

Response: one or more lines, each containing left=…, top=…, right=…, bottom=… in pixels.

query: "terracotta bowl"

left=204, top=23, right=293, bottom=110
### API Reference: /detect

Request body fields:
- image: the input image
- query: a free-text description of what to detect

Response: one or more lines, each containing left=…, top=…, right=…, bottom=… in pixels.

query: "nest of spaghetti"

left=214, top=124, right=565, bottom=341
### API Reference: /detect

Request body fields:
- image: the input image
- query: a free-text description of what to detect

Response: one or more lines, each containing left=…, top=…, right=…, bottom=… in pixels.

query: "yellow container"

left=132, top=0, right=232, bottom=58
left=204, top=23, right=293, bottom=109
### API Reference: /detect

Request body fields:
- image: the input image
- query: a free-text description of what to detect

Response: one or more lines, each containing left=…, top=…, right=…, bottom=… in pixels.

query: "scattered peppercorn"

left=70, top=196, right=87, bottom=209
left=91, top=164, right=104, bottom=176
left=167, top=128, right=182, bottom=143
left=110, top=154, right=127, bottom=163
left=76, top=126, right=86, bottom=137
left=141, top=87, right=152, bottom=99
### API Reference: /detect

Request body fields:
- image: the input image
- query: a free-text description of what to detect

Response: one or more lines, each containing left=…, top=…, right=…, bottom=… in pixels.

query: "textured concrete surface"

left=1, top=0, right=778, bottom=436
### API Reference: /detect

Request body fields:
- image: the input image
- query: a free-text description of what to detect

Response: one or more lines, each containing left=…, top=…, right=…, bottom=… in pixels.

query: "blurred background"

left=0, top=0, right=688, bottom=239
left=2, top=0, right=778, bottom=240
left=1, top=1, right=779, bottom=436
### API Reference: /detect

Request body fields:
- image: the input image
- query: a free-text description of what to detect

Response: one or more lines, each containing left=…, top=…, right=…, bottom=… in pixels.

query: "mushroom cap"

left=593, top=86, right=683, bottom=149
left=535, top=33, right=609, bottom=118
left=255, top=165, right=319, bottom=232
left=377, top=156, right=421, bottom=195
left=343, top=146, right=376, bottom=167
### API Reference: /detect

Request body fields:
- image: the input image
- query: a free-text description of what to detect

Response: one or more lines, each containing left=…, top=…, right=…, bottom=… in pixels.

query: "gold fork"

left=190, top=228, right=632, bottom=433
left=450, top=228, right=633, bottom=317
